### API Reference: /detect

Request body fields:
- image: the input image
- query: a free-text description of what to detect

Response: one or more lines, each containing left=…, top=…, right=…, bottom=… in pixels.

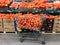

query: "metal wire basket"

left=16, top=14, right=46, bottom=44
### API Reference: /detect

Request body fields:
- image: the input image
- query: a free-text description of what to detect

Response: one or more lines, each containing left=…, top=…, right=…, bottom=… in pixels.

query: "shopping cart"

left=15, top=15, right=46, bottom=45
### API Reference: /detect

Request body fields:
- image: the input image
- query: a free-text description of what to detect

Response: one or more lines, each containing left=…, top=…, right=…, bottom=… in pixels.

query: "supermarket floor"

left=0, top=33, right=60, bottom=45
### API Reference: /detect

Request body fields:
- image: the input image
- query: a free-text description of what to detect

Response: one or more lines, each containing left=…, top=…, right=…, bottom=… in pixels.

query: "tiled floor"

left=0, top=34, right=60, bottom=45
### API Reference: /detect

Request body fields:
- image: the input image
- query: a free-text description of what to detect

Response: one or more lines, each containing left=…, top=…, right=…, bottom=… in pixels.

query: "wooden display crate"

left=4, top=27, right=15, bottom=33
left=4, top=23, right=14, bottom=26
left=3, top=19, right=15, bottom=33
left=0, top=18, right=3, bottom=32
left=3, top=19, right=14, bottom=23
left=0, top=27, right=3, bottom=32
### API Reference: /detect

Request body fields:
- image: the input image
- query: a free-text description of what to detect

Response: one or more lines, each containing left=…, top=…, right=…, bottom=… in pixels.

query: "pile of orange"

left=54, top=3, right=60, bottom=9
left=10, top=2, right=19, bottom=9
left=0, top=0, right=12, bottom=7
left=10, top=0, right=46, bottom=9
left=17, top=14, right=42, bottom=30
left=19, top=1, right=28, bottom=9
left=46, top=3, right=53, bottom=8
left=0, top=13, right=15, bottom=20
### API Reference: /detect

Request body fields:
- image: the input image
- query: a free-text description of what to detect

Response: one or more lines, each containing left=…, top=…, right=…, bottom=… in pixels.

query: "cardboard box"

left=54, top=19, right=60, bottom=22
left=54, top=21, right=60, bottom=23
left=55, top=18, right=60, bottom=21
left=53, top=27, right=60, bottom=32
left=54, top=18, right=60, bottom=24
left=54, top=23, right=60, bottom=25
left=53, top=24, right=60, bottom=27
left=53, top=28, right=58, bottom=32
left=53, top=18, right=60, bottom=32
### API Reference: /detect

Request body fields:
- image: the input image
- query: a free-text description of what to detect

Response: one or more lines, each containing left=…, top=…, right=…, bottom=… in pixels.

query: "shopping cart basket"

left=16, top=14, right=46, bottom=44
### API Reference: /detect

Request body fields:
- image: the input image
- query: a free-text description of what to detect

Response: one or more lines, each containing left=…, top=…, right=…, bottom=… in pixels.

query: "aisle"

left=0, top=34, right=60, bottom=45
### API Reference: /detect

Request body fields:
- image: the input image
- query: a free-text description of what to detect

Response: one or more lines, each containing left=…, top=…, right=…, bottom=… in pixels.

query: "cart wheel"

left=20, top=38, right=24, bottom=42
left=41, top=41, right=45, bottom=45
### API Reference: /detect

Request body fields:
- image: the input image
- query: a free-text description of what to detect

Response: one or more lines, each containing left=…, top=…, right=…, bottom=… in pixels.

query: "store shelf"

left=0, top=8, right=60, bottom=15
left=46, top=9, right=60, bottom=15
left=0, top=8, right=45, bottom=13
